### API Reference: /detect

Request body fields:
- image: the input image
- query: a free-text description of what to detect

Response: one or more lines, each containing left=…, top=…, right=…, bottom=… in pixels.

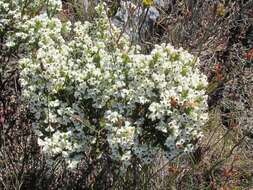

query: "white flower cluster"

left=16, top=3, right=208, bottom=171
left=0, top=0, right=62, bottom=48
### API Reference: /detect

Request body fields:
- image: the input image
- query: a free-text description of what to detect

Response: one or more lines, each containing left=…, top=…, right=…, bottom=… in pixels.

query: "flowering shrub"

left=3, top=1, right=209, bottom=171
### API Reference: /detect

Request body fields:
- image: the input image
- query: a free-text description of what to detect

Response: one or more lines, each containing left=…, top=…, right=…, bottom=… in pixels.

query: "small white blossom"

left=13, top=2, right=209, bottom=172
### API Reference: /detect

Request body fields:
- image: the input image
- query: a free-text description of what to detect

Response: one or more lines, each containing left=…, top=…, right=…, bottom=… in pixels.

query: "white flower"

left=15, top=2, right=208, bottom=171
